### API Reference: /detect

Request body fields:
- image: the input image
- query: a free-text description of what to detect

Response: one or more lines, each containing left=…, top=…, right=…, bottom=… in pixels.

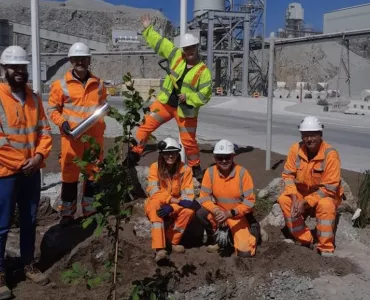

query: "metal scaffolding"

left=188, top=0, right=265, bottom=96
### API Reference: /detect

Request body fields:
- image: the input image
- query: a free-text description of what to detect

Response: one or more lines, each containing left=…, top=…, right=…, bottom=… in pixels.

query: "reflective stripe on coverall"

left=145, top=162, right=195, bottom=249
left=198, top=165, right=257, bottom=257
left=48, top=71, right=107, bottom=217
left=278, top=141, right=343, bottom=253
left=0, top=83, right=52, bottom=177
left=132, top=25, right=212, bottom=167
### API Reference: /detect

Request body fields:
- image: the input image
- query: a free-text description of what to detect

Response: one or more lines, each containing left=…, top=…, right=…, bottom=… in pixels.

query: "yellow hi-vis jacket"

left=142, top=25, right=212, bottom=118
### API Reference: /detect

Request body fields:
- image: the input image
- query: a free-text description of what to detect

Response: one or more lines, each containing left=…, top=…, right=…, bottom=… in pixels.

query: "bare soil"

left=5, top=135, right=364, bottom=300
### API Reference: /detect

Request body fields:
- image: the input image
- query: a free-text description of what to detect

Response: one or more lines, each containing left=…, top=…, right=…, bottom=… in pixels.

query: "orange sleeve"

left=0, top=133, right=25, bottom=171
left=282, top=144, right=299, bottom=195
left=198, top=167, right=218, bottom=213
left=305, top=150, right=341, bottom=207
left=47, top=81, right=66, bottom=127
left=234, top=169, right=256, bottom=217
left=146, top=163, right=172, bottom=205
left=35, top=95, right=52, bottom=160
left=180, top=166, right=195, bottom=201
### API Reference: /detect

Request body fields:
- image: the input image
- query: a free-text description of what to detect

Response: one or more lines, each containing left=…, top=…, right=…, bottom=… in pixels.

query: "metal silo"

left=193, top=0, right=225, bottom=18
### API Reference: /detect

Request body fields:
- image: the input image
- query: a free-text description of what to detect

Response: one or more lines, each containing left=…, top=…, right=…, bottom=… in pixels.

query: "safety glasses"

left=214, top=155, right=233, bottom=161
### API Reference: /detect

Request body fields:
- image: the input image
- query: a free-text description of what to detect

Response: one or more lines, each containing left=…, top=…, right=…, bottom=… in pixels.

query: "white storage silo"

left=193, top=0, right=225, bottom=18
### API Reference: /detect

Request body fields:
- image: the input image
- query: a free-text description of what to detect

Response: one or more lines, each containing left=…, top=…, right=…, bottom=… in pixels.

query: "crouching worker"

left=278, top=116, right=343, bottom=257
left=196, top=139, right=258, bottom=258
left=145, top=138, right=195, bottom=264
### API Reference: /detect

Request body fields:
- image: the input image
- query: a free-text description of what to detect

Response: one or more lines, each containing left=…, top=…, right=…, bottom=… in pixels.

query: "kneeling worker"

left=197, top=139, right=258, bottom=258
left=278, top=116, right=343, bottom=256
left=145, top=138, right=195, bottom=264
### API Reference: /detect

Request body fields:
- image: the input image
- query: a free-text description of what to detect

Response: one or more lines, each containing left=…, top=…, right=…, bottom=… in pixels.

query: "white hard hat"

left=298, top=116, right=324, bottom=132
left=180, top=33, right=199, bottom=48
left=68, top=42, right=91, bottom=57
left=213, top=139, right=235, bottom=155
left=158, top=137, right=181, bottom=152
left=0, top=46, right=29, bottom=65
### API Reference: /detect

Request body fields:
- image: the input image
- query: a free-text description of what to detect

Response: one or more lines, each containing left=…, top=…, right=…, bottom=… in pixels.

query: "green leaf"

left=122, top=91, right=132, bottom=99
left=131, top=286, right=139, bottom=300
left=87, top=276, right=102, bottom=289
left=72, top=262, right=81, bottom=273
left=82, top=218, right=93, bottom=229
left=150, top=292, right=157, bottom=300
left=117, top=183, right=122, bottom=192
left=94, top=224, right=104, bottom=236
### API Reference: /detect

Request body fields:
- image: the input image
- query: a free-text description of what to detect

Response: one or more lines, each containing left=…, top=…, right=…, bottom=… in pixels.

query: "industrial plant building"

left=324, top=4, right=370, bottom=33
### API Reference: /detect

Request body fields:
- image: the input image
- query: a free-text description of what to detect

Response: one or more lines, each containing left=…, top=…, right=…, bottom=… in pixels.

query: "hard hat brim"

left=0, top=60, right=30, bottom=65
left=68, top=54, right=92, bottom=57
left=213, top=151, right=235, bottom=155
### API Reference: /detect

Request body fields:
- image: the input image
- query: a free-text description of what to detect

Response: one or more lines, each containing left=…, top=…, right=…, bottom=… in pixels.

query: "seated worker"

left=278, top=116, right=343, bottom=257
left=196, top=139, right=258, bottom=258
left=145, top=137, right=195, bottom=264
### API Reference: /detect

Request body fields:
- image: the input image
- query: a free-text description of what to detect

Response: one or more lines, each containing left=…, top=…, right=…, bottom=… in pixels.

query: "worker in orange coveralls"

left=0, top=45, right=52, bottom=298
left=278, top=116, right=344, bottom=257
left=196, top=139, right=259, bottom=258
left=145, top=137, right=195, bottom=264
left=48, top=42, right=108, bottom=226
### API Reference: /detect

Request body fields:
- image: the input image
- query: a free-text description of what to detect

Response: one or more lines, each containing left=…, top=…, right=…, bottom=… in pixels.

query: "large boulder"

left=257, top=178, right=284, bottom=203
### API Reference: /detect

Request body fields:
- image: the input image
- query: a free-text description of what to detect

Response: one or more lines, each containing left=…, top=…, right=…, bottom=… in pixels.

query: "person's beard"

left=6, top=71, right=29, bottom=89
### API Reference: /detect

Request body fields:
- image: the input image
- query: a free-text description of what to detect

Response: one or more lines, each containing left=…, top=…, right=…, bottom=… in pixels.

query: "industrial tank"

left=193, top=0, right=225, bottom=18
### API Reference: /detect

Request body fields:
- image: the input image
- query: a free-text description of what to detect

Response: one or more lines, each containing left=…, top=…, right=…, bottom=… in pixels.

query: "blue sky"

left=54, top=0, right=370, bottom=34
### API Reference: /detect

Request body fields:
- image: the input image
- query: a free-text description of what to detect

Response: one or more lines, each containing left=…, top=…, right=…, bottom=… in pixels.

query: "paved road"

left=41, top=95, right=370, bottom=172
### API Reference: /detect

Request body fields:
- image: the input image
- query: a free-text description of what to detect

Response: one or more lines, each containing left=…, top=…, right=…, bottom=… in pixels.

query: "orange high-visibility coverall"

left=278, top=141, right=343, bottom=253
left=0, top=84, right=52, bottom=176
left=48, top=70, right=107, bottom=217
left=198, top=165, right=257, bottom=257
left=145, top=162, right=195, bottom=249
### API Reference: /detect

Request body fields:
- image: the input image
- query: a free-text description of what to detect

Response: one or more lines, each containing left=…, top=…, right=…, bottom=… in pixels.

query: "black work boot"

left=192, top=165, right=203, bottom=182
left=0, top=272, right=11, bottom=300
left=123, top=151, right=140, bottom=167
left=246, top=213, right=262, bottom=245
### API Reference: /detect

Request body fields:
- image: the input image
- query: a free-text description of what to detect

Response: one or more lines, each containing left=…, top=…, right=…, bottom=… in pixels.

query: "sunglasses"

left=214, top=155, right=233, bottom=161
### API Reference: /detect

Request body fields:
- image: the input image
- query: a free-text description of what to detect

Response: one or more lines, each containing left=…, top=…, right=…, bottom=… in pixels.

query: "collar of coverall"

left=0, top=82, right=31, bottom=99
left=298, top=140, right=326, bottom=162
left=217, top=163, right=237, bottom=179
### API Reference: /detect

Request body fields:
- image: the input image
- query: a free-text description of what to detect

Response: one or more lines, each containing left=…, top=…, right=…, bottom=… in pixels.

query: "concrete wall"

left=324, top=4, right=370, bottom=33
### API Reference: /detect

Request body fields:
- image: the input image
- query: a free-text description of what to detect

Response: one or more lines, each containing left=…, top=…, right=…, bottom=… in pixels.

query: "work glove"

left=61, top=121, right=71, bottom=135
left=156, top=205, right=174, bottom=218
left=178, top=200, right=193, bottom=209
left=213, top=226, right=233, bottom=248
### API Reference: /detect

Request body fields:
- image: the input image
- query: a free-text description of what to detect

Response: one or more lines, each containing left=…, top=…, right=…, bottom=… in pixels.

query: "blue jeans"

left=0, top=170, right=41, bottom=272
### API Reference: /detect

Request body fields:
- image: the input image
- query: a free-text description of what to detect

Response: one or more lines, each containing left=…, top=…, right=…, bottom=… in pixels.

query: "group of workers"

left=0, top=13, right=343, bottom=298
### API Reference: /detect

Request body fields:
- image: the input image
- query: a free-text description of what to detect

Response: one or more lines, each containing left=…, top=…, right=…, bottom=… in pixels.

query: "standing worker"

left=0, top=45, right=52, bottom=298
left=48, top=42, right=108, bottom=226
left=125, top=14, right=213, bottom=181
left=197, top=139, right=258, bottom=258
left=278, top=116, right=343, bottom=256
left=145, top=137, right=195, bottom=264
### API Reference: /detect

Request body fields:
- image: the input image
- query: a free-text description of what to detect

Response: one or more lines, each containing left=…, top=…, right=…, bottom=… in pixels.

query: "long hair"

left=157, top=152, right=182, bottom=181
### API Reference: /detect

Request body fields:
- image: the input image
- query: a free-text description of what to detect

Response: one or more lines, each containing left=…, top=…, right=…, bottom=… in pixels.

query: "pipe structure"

left=266, top=32, right=275, bottom=171
left=31, top=0, right=45, bottom=186
left=242, top=12, right=250, bottom=97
